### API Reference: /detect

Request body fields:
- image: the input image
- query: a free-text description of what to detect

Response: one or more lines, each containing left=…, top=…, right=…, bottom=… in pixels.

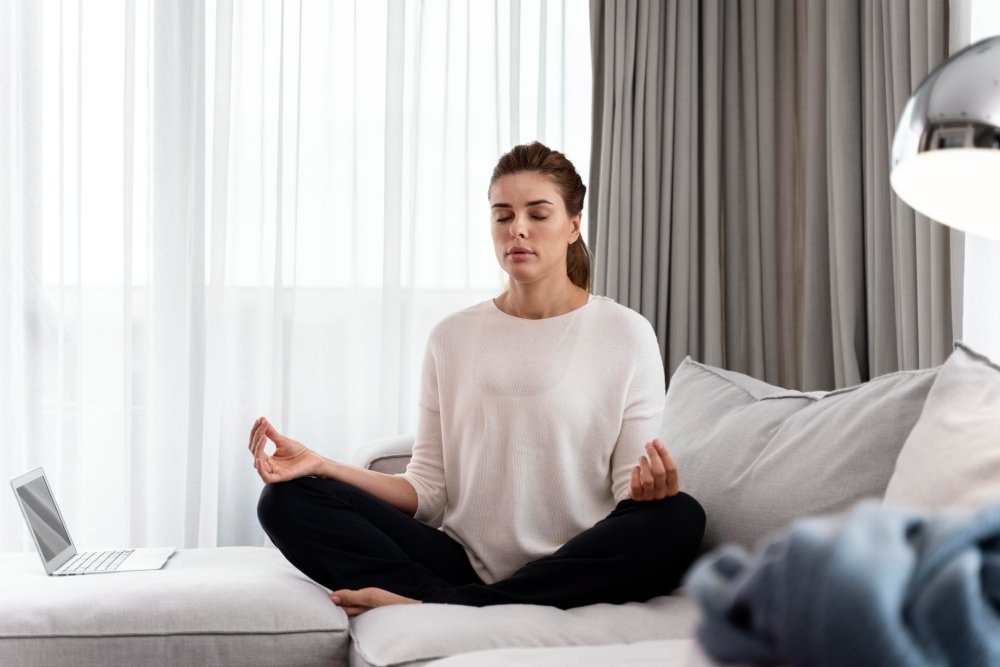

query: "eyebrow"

left=490, top=199, right=554, bottom=209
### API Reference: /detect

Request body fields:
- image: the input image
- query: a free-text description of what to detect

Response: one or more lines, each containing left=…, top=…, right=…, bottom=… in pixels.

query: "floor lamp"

left=891, top=35, right=1000, bottom=241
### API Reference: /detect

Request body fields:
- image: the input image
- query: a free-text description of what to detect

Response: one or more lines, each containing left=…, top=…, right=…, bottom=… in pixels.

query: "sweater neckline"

left=489, top=293, right=596, bottom=322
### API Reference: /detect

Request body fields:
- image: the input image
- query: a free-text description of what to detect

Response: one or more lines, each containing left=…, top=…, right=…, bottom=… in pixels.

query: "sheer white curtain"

left=965, top=0, right=1000, bottom=361
left=0, top=0, right=591, bottom=552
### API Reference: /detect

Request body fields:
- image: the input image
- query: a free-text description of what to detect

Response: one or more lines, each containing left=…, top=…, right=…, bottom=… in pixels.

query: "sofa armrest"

left=353, top=434, right=415, bottom=474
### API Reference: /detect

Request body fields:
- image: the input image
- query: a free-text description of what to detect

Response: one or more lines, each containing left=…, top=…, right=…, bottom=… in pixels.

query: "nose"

left=509, top=214, right=528, bottom=239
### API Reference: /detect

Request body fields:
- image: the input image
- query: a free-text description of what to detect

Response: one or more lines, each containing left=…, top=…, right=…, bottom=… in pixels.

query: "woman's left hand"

left=629, top=439, right=679, bottom=501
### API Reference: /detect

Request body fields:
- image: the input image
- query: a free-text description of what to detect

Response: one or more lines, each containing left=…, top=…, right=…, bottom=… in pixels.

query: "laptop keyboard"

left=61, top=549, right=134, bottom=574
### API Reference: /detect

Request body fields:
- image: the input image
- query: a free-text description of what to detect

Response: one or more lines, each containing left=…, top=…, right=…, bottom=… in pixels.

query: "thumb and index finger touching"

left=647, top=438, right=679, bottom=495
left=249, top=416, right=283, bottom=445
left=249, top=416, right=283, bottom=470
left=632, top=438, right=680, bottom=499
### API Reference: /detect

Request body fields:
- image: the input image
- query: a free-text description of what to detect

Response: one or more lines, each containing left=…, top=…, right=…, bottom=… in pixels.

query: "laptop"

left=11, top=467, right=175, bottom=576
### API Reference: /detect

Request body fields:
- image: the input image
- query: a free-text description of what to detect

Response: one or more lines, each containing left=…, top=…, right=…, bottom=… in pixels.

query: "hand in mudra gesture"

left=249, top=416, right=320, bottom=484
left=629, top=439, right=680, bottom=501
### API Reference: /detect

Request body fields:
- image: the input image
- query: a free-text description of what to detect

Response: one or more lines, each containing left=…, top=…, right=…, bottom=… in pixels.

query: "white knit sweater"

left=401, top=294, right=666, bottom=583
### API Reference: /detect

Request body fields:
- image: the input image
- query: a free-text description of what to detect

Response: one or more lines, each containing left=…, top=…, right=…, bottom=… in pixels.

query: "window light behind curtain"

left=0, top=0, right=592, bottom=551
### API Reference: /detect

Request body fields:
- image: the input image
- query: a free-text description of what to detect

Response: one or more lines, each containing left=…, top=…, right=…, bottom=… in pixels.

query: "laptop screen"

left=15, top=476, right=72, bottom=563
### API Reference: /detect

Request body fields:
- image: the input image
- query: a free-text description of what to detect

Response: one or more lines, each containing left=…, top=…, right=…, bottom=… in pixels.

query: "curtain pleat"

left=271, top=0, right=288, bottom=433
left=200, top=0, right=233, bottom=545
left=637, top=0, right=660, bottom=322
left=122, top=0, right=139, bottom=546
left=537, top=0, right=547, bottom=141
left=509, top=0, right=521, bottom=144
left=2, top=1, right=40, bottom=524
left=70, top=0, right=84, bottom=526
left=590, top=0, right=963, bottom=391
left=149, top=0, right=206, bottom=546
left=699, top=0, right=723, bottom=368
left=381, top=0, right=405, bottom=435
left=826, top=0, right=866, bottom=388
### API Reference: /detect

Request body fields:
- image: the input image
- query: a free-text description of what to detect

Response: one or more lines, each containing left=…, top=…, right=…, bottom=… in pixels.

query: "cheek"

left=491, top=229, right=507, bottom=256
left=541, top=225, right=572, bottom=247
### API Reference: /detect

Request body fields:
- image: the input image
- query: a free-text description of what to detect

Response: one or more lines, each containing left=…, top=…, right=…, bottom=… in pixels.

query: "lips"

left=507, top=247, right=533, bottom=256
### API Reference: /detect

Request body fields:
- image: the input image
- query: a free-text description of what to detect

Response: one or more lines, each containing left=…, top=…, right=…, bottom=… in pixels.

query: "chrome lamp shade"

left=891, top=36, right=1000, bottom=241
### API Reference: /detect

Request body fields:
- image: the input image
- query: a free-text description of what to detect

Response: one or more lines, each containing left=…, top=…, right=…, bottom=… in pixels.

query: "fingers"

left=645, top=441, right=667, bottom=494
left=655, top=440, right=680, bottom=497
left=250, top=417, right=276, bottom=457
left=249, top=416, right=293, bottom=484
left=248, top=417, right=263, bottom=452
left=254, top=455, right=275, bottom=481
left=249, top=417, right=274, bottom=476
left=630, top=464, right=642, bottom=500
left=263, top=419, right=281, bottom=441
left=632, top=439, right=679, bottom=501
left=252, top=426, right=267, bottom=466
left=639, top=451, right=654, bottom=491
left=250, top=417, right=270, bottom=457
left=631, top=455, right=654, bottom=501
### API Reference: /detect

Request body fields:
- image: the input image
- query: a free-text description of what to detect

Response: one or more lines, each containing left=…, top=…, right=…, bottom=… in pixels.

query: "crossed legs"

left=257, top=476, right=705, bottom=610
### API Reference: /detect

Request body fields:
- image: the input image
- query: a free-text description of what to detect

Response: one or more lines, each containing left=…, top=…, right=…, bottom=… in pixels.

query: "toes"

left=330, top=587, right=418, bottom=614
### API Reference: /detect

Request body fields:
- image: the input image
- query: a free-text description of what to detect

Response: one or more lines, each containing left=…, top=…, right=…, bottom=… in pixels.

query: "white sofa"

left=2, top=342, right=995, bottom=666
left=350, top=342, right=999, bottom=667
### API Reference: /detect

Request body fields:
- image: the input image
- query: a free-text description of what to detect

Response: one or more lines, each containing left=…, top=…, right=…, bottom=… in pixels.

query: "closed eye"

left=493, top=215, right=549, bottom=223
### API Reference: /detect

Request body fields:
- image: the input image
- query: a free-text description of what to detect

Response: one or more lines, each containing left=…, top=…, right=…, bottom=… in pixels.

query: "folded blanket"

left=684, top=501, right=1000, bottom=667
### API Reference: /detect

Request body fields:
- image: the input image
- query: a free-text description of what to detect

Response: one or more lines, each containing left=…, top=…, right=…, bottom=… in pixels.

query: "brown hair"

left=489, top=142, right=591, bottom=292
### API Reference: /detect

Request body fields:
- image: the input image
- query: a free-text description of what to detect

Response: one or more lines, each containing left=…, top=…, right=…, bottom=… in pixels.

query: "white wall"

left=963, top=1, right=1000, bottom=360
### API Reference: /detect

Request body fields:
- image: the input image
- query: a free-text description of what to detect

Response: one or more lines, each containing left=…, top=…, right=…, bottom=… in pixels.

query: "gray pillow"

left=662, top=358, right=938, bottom=551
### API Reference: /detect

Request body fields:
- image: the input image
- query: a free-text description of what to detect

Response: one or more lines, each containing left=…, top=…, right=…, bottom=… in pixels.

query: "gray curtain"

left=589, top=0, right=966, bottom=391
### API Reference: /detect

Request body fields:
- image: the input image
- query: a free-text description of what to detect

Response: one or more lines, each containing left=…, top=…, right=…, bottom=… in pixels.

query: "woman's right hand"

left=249, top=416, right=321, bottom=484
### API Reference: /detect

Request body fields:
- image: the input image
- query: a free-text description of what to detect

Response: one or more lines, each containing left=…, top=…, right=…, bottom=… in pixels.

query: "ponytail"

left=566, top=237, right=591, bottom=292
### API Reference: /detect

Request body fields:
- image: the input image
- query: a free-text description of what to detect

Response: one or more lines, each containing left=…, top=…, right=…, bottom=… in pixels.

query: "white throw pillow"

left=883, top=342, right=1000, bottom=513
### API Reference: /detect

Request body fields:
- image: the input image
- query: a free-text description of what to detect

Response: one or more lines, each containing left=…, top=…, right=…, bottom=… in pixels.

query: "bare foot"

left=330, top=587, right=422, bottom=617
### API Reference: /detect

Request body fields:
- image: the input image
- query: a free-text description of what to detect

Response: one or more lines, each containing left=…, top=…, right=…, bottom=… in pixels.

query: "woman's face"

left=489, top=171, right=581, bottom=287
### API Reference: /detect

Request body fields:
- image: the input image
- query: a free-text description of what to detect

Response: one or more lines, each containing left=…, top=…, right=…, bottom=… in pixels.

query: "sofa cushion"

left=884, top=342, right=1000, bottom=512
left=0, top=547, right=349, bottom=666
left=662, top=358, right=937, bottom=551
left=424, top=639, right=732, bottom=667
left=349, top=594, right=699, bottom=667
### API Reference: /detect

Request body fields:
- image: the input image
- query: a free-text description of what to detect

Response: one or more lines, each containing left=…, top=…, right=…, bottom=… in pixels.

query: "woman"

left=253, top=142, right=705, bottom=616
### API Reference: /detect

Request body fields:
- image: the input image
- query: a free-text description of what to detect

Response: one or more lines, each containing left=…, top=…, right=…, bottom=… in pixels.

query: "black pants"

left=257, top=477, right=706, bottom=609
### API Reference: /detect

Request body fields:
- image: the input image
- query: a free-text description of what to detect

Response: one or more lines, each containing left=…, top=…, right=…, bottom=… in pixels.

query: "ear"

left=569, top=212, right=582, bottom=244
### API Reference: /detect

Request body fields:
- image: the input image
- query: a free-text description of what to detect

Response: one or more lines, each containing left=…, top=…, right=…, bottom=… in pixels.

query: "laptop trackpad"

left=119, top=547, right=176, bottom=572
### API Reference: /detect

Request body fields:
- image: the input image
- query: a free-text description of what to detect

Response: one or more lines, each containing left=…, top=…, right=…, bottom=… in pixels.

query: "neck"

left=497, top=278, right=586, bottom=319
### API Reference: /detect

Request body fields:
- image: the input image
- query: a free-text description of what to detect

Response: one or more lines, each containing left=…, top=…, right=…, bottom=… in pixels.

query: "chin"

left=503, top=264, right=535, bottom=278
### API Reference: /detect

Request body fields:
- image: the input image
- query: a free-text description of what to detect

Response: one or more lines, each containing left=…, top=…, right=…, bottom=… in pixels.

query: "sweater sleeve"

left=400, top=337, right=448, bottom=526
left=609, top=320, right=667, bottom=502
